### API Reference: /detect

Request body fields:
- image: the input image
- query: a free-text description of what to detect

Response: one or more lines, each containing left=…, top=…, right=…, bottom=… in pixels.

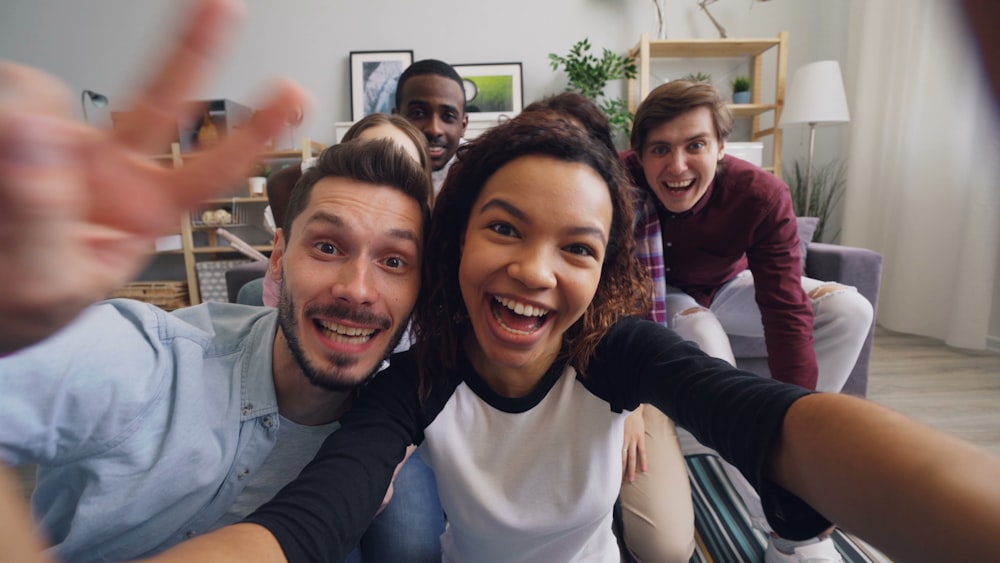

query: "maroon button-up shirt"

left=624, top=151, right=817, bottom=388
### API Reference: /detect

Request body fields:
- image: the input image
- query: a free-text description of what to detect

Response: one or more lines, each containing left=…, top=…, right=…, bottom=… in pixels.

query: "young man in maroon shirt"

left=621, top=80, right=874, bottom=563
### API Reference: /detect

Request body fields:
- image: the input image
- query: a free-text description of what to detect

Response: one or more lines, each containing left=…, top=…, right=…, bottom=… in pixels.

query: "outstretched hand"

left=0, top=0, right=307, bottom=354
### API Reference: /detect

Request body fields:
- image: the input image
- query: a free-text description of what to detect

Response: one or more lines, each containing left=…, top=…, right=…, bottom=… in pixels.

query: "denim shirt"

left=0, top=299, right=281, bottom=562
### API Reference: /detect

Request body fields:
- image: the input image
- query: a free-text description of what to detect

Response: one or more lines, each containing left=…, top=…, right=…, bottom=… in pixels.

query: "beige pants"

left=619, top=404, right=695, bottom=563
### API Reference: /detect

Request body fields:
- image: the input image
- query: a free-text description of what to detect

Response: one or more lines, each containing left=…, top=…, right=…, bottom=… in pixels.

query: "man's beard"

left=277, top=285, right=407, bottom=392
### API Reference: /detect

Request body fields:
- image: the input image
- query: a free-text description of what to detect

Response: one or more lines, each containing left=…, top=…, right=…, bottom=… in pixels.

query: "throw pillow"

left=797, top=217, right=819, bottom=274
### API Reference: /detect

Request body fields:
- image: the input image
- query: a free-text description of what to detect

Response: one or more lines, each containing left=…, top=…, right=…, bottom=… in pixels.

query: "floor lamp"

left=80, top=89, right=108, bottom=123
left=779, top=61, right=850, bottom=215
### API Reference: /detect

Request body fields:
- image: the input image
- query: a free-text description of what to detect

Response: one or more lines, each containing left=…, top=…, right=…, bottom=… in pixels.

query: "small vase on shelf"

left=248, top=176, right=267, bottom=198
left=196, top=109, right=219, bottom=149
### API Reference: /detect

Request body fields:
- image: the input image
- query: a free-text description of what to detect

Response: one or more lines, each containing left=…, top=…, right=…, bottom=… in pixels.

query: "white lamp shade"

left=780, top=60, right=850, bottom=126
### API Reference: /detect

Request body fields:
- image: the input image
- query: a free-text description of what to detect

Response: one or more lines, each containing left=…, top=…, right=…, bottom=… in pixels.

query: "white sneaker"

left=764, top=536, right=844, bottom=563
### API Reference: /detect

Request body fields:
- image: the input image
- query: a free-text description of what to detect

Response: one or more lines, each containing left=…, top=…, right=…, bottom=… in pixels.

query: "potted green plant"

left=731, top=76, right=751, bottom=104
left=548, top=38, right=637, bottom=146
left=682, top=71, right=713, bottom=83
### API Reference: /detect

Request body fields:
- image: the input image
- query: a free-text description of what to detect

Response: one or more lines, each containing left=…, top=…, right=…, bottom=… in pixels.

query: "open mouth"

left=664, top=179, right=695, bottom=194
left=315, top=319, right=378, bottom=345
left=490, top=295, right=551, bottom=335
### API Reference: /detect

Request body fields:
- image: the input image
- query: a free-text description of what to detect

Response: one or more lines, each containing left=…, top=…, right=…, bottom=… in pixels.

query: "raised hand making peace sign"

left=0, top=0, right=307, bottom=354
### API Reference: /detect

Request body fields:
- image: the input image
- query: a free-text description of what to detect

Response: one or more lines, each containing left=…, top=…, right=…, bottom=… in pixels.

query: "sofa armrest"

left=805, top=242, right=883, bottom=397
left=224, top=261, right=268, bottom=303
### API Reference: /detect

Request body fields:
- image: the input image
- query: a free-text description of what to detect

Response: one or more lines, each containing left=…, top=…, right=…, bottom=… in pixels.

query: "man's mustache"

left=304, top=303, right=391, bottom=331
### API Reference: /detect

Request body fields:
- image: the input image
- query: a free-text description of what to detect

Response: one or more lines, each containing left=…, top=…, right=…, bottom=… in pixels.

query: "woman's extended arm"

left=769, top=393, right=1000, bottom=561
left=138, top=523, right=284, bottom=563
left=597, top=317, right=1000, bottom=558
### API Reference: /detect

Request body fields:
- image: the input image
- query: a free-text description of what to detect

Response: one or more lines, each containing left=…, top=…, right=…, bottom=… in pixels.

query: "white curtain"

left=842, top=0, right=1000, bottom=350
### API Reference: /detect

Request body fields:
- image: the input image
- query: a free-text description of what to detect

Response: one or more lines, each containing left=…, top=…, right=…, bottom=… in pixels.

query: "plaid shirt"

left=633, top=188, right=669, bottom=324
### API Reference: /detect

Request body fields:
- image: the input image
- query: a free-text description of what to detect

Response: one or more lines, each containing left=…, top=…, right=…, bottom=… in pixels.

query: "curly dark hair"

left=524, top=92, right=617, bottom=156
left=412, top=113, right=651, bottom=396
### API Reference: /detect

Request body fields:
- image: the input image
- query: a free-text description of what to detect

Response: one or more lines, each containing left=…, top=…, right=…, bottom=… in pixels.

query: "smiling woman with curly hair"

left=232, top=114, right=833, bottom=562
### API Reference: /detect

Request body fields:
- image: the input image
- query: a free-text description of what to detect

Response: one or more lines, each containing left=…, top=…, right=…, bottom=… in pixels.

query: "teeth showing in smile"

left=317, top=320, right=376, bottom=344
left=495, top=296, right=549, bottom=317
left=665, top=179, right=694, bottom=190
left=491, top=296, right=550, bottom=336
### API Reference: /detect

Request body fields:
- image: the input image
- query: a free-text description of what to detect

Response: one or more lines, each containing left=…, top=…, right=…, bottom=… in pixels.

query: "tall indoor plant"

left=549, top=38, right=637, bottom=145
left=784, top=158, right=847, bottom=242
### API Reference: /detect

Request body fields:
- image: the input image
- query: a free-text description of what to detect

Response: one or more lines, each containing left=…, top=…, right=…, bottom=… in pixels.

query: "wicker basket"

left=110, top=281, right=190, bottom=311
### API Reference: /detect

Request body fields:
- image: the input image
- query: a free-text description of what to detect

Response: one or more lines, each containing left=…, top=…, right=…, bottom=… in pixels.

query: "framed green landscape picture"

left=454, top=62, right=523, bottom=121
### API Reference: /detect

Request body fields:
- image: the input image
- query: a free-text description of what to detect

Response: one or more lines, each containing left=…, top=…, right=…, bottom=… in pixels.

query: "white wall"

left=8, top=0, right=996, bottom=344
left=0, top=0, right=846, bottom=163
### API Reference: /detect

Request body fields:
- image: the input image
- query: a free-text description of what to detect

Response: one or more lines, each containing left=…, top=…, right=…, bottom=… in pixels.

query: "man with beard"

left=0, top=138, right=431, bottom=562
left=393, top=59, right=469, bottom=198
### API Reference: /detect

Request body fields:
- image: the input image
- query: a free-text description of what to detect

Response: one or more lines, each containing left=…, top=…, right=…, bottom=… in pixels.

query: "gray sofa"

left=225, top=261, right=268, bottom=305
left=225, top=242, right=883, bottom=396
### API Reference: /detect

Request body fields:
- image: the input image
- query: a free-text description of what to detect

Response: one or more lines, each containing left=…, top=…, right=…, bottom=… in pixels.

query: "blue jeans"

left=344, top=447, right=444, bottom=562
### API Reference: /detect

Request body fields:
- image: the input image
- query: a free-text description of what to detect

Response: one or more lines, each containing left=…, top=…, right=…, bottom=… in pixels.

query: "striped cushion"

left=686, top=454, right=892, bottom=563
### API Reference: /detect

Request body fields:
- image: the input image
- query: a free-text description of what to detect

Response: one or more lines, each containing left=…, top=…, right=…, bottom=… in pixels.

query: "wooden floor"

left=866, top=326, right=1000, bottom=457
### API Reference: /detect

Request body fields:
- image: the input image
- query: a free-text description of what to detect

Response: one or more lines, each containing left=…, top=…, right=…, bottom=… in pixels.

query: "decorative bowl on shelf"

left=200, top=209, right=233, bottom=226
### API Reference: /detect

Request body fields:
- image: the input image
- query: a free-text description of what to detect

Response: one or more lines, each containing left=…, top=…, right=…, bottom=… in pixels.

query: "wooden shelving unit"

left=150, top=138, right=324, bottom=305
left=627, top=32, right=788, bottom=176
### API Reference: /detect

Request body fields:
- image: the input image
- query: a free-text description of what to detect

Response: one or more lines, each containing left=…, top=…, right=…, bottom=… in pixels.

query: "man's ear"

left=717, top=139, right=726, bottom=160
left=269, top=229, right=286, bottom=282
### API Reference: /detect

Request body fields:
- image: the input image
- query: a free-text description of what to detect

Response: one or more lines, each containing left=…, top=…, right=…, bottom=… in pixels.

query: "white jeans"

left=665, top=270, right=873, bottom=393
left=666, top=270, right=874, bottom=535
